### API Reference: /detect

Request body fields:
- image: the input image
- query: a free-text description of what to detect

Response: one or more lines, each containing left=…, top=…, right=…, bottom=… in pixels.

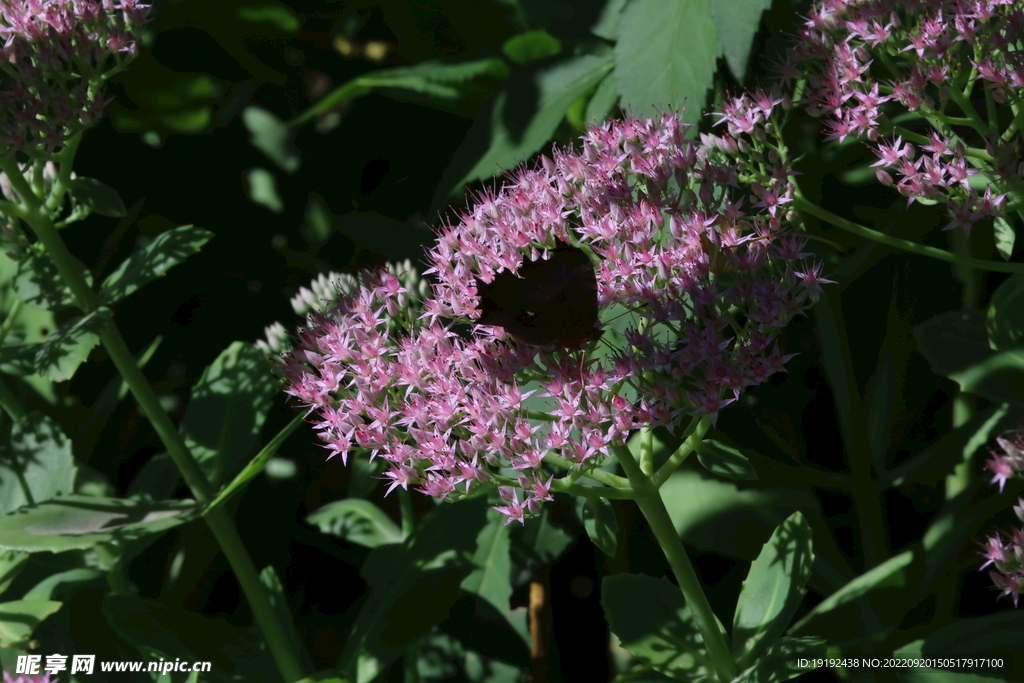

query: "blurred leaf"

left=575, top=495, right=618, bottom=556
left=0, top=496, right=196, bottom=552
left=590, top=0, right=627, bottom=39
left=205, top=412, right=305, bottom=512
left=302, top=193, right=334, bottom=247
left=245, top=168, right=284, bottom=214
left=242, top=106, right=301, bottom=173
left=502, top=29, right=561, bottom=64
left=0, top=600, right=61, bottom=648
left=23, top=567, right=104, bottom=601
left=101, top=225, right=213, bottom=304
left=0, top=412, right=75, bottom=514
left=0, top=551, right=27, bottom=597
left=291, top=58, right=510, bottom=127
left=895, top=611, right=1024, bottom=682
left=432, top=52, right=613, bottom=209
left=994, top=215, right=1015, bottom=261
left=180, top=342, right=279, bottom=488
left=105, top=595, right=272, bottom=683
left=915, top=309, right=1024, bottom=408
left=0, top=345, right=36, bottom=376
left=69, top=177, right=127, bottom=218
left=338, top=495, right=490, bottom=682
left=237, top=2, right=300, bottom=33
left=732, top=512, right=814, bottom=670
left=712, top=0, right=772, bottom=83
left=127, top=452, right=180, bottom=501
left=585, top=70, right=620, bottom=124
left=696, top=439, right=758, bottom=480
left=14, top=247, right=93, bottom=311
left=33, top=307, right=111, bottom=382
left=305, top=498, right=403, bottom=549
left=602, top=574, right=716, bottom=680
left=615, top=0, right=719, bottom=122
left=987, top=273, right=1024, bottom=351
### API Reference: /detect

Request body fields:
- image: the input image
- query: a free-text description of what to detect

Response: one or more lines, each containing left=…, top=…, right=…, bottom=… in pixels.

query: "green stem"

left=614, top=442, right=736, bottom=683
left=16, top=179, right=306, bottom=682
left=651, top=416, right=709, bottom=488
left=792, top=192, right=1024, bottom=274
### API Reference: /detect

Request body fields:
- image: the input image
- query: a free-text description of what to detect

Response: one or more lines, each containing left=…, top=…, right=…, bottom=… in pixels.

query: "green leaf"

left=712, top=0, right=773, bottom=83
left=290, top=58, right=509, bottom=127
left=431, top=52, right=614, bottom=209
left=33, top=307, right=111, bottom=382
left=591, top=0, right=627, bottom=40
left=987, top=273, right=1024, bottom=351
left=104, top=594, right=273, bottom=683
left=205, top=412, right=305, bottom=512
left=100, top=225, right=213, bottom=304
left=259, top=566, right=309, bottom=672
left=994, top=215, right=1016, bottom=261
left=0, top=599, right=62, bottom=648
left=14, top=246, right=93, bottom=310
left=894, top=611, right=1024, bottom=682
left=615, top=0, right=719, bottom=123
left=305, top=498, right=404, bottom=549
left=245, top=167, right=284, bottom=214
left=179, top=342, right=279, bottom=488
left=237, top=2, right=300, bottom=34
left=602, top=573, right=717, bottom=680
left=915, top=309, right=1024, bottom=408
left=696, top=439, right=758, bottom=480
left=69, top=177, right=127, bottom=217
left=0, top=344, right=36, bottom=376
left=23, top=567, right=104, bottom=601
left=502, top=30, right=561, bottom=64
left=734, top=636, right=826, bottom=683
left=732, top=512, right=815, bottom=669
left=0, top=412, right=76, bottom=514
left=460, top=511, right=514, bottom=620
left=585, top=70, right=620, bottom=124
left=575, top=495, right=619, bottom=556
left=242, top=106, right=301, bottom=173
left=0, top=551, right=27, bottom=597
left=338, top=496, right=490, bottom=682
left=0, top=496, right=195, bottom=553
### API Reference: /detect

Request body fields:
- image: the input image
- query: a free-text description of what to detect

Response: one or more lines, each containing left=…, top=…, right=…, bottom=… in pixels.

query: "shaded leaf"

left=987, top=273, right=1024, bottom=351
left=33, top=308, right=111, bottom=382
left=100, top=225, right=213, bottom=304
left=14, top=247, right=92, bottom=311
left=502, top=30, right=561, bottom=64
left=712, top=0, right=772, bottom=83
left=575, top=495, right=618, bottom=556
left=243, top=106, right=301, bottom=173
left=0, top=412, right=75, bottom=514
left=305, top=498, right=403, bottom=549
left=696, top=439, right=758, bottom=481
left=0, top=600, right=61, bottom=648
left=70, top=177, right=127, bottom=217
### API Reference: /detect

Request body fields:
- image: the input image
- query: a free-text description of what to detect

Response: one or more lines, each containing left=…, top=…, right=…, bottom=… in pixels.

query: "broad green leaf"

left=502, top=30, right=561, bottom=64
left=732, top=512, right=814, bottom=669
left=69, top=177, right=127, bottom=217
left=305, top=498, right=403, bottom=548
left=575, top=495, right=619, bottom=556
left=104, top=594, right=273, bottom=683
left=0, top=495, right=196, bottom=553
left=602, top=573, right=715, bottom=680
left=585, top=70, right=620, bottom=124
left=33, top=307, right=110, bottom=382
left=615, top=0, right=719, bottom=123
left=0, top=599, right=61, bottom=648
left=338, top=496, right=490, bottom=683
left=712, top=0, right=772, bottom=83
left=591, top=0, right=627, bottom=40
left=987, top=273, right=1024, bottom=351
left=993, top=215, right=1015, bottom=261
left=460, top=511, right=513, bottom=618
left=733, top=636, right=826, bottom=683
left=14, top=247, right=93, bottom=310
left=100, top=225, right=213, bottom=304
left=431, top=52, right=614, bottom=209
left=205, top=411, right=305, bottom=512
left=245, top=167, right=284, bottom=213
left=696, top=439, right=758, bottom=480
left=243, top=106, right=301, bottom=173
left=915, top=309, right=1024, bottom=408
left=180, top=342, right=279, bottom=488
left=291, top=58, right=509, bottom=127
left=0, top=412, right=75, bottom=513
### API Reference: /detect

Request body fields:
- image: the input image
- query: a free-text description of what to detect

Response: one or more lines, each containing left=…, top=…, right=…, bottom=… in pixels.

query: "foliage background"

left=1, top=0, right=1022, bottom=681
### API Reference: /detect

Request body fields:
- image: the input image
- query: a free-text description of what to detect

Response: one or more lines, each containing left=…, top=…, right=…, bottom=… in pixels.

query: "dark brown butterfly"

left=475, top=243, right=600, bottom=349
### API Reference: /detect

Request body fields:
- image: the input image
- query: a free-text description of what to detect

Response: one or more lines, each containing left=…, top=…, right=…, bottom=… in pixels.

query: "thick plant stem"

left=614, top=443, right=736, bottom=683
left=15, top=187, right=306, bottom=682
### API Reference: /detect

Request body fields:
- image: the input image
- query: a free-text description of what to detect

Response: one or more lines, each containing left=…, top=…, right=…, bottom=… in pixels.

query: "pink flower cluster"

left=3, top=671, right=53, bottom=683
left=788, top=0, right=1019, bottom=236
left=981, top=428, right=1024, bottom=606
left=0, top=0, right=150, bottom=155
left=282, top=112, right=824, bottom=523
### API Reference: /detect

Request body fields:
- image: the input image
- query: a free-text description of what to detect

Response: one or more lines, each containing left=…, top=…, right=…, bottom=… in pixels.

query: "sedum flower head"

left=0, top=0, right=151, bottom=156
left=3, top=672, right=54, bottom=683
left=283, top=112, right=824, bottom=523
left=980, top=425, right=1024, bottom=607
left=790, top=0, right=1020, bottom=237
